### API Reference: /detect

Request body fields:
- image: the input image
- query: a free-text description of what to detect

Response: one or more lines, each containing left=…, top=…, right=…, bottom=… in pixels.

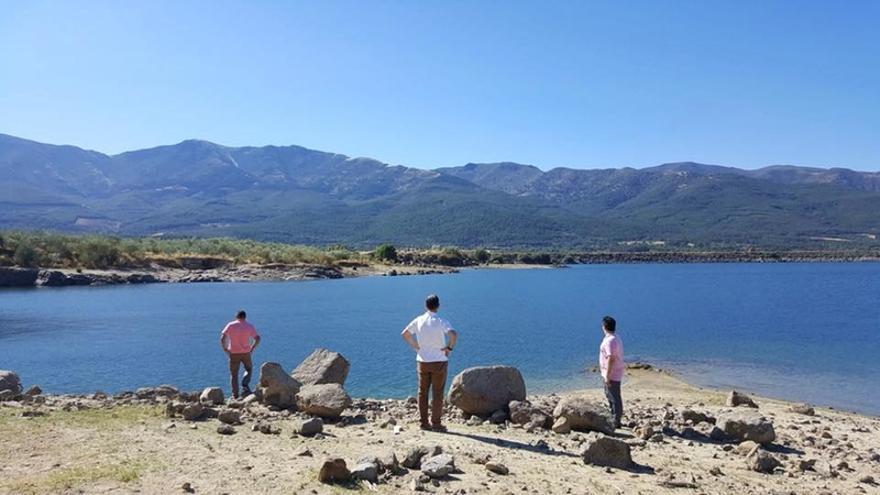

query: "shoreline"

left=2, top=364, right=879, bottom=494
left=2, top=249, right=879, bottom=288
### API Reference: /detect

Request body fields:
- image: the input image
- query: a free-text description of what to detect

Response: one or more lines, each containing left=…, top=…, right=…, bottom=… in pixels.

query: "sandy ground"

left=1, top=369, right=879, bottom=495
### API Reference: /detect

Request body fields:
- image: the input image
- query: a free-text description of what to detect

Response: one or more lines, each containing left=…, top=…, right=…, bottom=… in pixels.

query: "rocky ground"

left=1, top=364, right=879, bottom=495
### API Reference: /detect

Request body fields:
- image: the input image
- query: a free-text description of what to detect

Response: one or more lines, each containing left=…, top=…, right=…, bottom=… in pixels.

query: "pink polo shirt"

left=599, top=333, right=625, bottom=382
left=221, top=320, right=259, bottom=354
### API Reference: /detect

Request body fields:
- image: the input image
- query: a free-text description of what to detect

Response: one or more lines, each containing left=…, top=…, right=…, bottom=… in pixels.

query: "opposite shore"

left=3, top=249, right=880, bottom=288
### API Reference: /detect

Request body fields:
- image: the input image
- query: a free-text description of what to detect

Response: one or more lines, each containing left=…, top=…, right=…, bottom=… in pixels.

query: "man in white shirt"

left=401, top=294, right=458, bottom=431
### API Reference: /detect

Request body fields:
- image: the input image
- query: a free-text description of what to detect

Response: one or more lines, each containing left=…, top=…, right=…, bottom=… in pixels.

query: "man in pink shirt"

left=220, top=310, right=261, bottom=399
left=599, top=315, right=625, bottom=429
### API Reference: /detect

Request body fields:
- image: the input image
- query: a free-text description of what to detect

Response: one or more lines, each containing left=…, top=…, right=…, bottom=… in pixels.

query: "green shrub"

left=13, top=242, right=40, bottom=267
left=373, top=244, right=397, bottom=261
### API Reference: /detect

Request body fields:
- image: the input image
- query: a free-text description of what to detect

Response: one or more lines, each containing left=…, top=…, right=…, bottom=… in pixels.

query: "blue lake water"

left=1, top=263, right=879, bottom=415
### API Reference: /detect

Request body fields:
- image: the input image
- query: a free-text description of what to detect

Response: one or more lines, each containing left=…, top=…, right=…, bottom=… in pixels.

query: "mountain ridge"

left=1, top=133, right=879, bottom=249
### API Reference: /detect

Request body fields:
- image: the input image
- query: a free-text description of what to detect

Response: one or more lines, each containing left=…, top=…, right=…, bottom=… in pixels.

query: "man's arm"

left=401, top=328, right=420, bottom=352
left=220, top=335, right=229, bottom=354
left=250, top=335, right=261, bottom=352
left=443, top=330, right=458, bottom=356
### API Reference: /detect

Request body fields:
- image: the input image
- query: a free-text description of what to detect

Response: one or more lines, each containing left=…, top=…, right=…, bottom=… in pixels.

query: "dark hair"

left=236, top=310, right=247, bottom=320
left=602, top=316, right=616, bottom=333
left=425, top=294, right=440, bottom=311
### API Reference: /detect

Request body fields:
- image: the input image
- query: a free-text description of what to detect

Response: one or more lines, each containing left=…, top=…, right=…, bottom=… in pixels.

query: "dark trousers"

left=228, top=352, right=253, bottom=398
left=604, top=380, right=623, bottom=428
left=417, top=361, right=448, bottom=427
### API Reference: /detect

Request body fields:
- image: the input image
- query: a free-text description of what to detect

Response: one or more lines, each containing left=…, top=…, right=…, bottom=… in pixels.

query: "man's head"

left=602, top=316, right=616, bottom=334
left=425, top=294, right=440, bottom=312
left=236, top=310, right=247, bottom=320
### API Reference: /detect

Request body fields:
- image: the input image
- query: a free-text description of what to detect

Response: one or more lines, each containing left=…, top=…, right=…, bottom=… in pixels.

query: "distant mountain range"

left=2, top=133, right=879, bottom=249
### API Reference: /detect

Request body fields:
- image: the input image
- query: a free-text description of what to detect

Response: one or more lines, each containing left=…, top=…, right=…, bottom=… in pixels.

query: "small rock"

left=485, top=462, right=509, bottom=475
left=859, top=475, right=875, bottom=485
left=296, top=417, right=324, bottom=437
left=199, top=387, right=224, bottom=405
left=217, top=424, right=236, bottom=435
left=318, top=457, right=351, bottom=483
left=726, top=390, right=758, bottom=408
left=24, top=385, right=42, bottom=396
left=789, top=403, right=815, bottom=416
left=351, top=461, right=379, bottom=483
left=421, top=453, right=455, bottom=478
left=552, top=416, right=572, bottom=434
left=181, top=481, right=195, bottom=493
left=746, top=448, right=780, bottom=473
left=181, top=403, right=204, bottom=421
left=490, top=409, right=508, bottom=424
left=218, top=409, right=241, bottom=425
left=580, top=434, right=633, bottom=469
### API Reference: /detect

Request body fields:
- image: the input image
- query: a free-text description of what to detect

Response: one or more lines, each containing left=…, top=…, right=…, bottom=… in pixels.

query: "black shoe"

left=241, top=386, right=252, bottom=396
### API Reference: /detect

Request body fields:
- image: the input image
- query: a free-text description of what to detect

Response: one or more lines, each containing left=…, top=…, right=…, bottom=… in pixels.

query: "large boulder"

left=0, top=370, right=22, bottom=394
left=580, top=433, right=633, bottom=469
left=296, top=384, right=352, bottom=418
left=258, top=362, right=301, bottom=408
left=717, top=410, right=776, bottom=445
left=448, top=366, right=526, bottom=416
left=291, top=348, right=351, bottom=386
left=553, top=395, right=614, bottom=434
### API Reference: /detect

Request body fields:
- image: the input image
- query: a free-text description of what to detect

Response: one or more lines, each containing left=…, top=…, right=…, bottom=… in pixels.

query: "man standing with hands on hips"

left=220, top=310, right=261, bottom=399
left=599, top=315, right=625, bottom=429
left=401, top=294, right=458, bottom=432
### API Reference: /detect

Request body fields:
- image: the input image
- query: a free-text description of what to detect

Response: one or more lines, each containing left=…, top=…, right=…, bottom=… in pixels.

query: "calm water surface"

left=1, top=263, right=878, bottom=414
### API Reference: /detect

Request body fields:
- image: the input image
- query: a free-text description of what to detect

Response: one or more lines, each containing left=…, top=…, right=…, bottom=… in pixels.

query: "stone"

left=797, top=458, right=817, bottom=472
left=490, top=409, right=508, bottom=424
left=553, top=395, right=614, bottom=434
left=485, top=462, right=509, bottom=475
left=448, top=366, right=526, bottom=416
left=466, top=415, right=485, bottom=427
left=351, top=461, right=379, bottom=483
left=318, top=458, right=351, bottom=483
left=218, top=409, right=241, bottom=425
left=681, top=409, right=714, bottom=424
left=135, top=385, right=179, bottom=400
left=376, top=451, right=400, bottom=473
left=296, top=417, right=324, bottom=437
left=733, top=440, right=760, bottom=456
left=634, top=425, right=654, bottom=440
left=726, top=390, right=758, bottom=408
left=0, top=267, right=39, bottom=287
left=181, top=403, right=204, bottom=421
left=258, top=362, right=301, bottom=409
left=717, top=411, right=776, bottom=444
left=199, top=387, right=224, bottom=405
left=0, top=370, right=22, bottom=394
left=421, top=453, right=455, bottom=478
left=291, top=348, right=351, bottom=386
left=859, top=475, right=876, bottom=485
left=746, top=448, right=780, bottom=473
left=216, top=424, right=235, bottom=435
left=580, top=434, right=633, bottom=469
left=403, top=445, right=442, bottom=469
left=552, top=416, right=572, bottom=434
left=24, top=385, right=42, bottom=396
left=789, top=403, right=815, bottom=416
left=295, top=384, right=352, bottom=418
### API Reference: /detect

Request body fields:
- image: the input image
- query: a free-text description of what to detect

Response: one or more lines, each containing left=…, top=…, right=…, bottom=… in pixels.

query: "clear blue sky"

left=1, top=1, right=878, bottom=170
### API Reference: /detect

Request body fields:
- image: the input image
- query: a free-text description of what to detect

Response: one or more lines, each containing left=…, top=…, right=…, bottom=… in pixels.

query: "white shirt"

left=403, top=311, right=455, bottom=363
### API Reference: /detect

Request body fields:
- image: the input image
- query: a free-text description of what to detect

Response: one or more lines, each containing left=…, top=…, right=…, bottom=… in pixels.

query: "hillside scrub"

left=0, top=231, right=364, bottom=270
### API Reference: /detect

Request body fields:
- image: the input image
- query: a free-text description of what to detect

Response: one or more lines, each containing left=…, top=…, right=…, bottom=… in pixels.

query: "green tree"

left=373, top=244, right=397, bottom=262
left=13, top=242, right=39, bottom=267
